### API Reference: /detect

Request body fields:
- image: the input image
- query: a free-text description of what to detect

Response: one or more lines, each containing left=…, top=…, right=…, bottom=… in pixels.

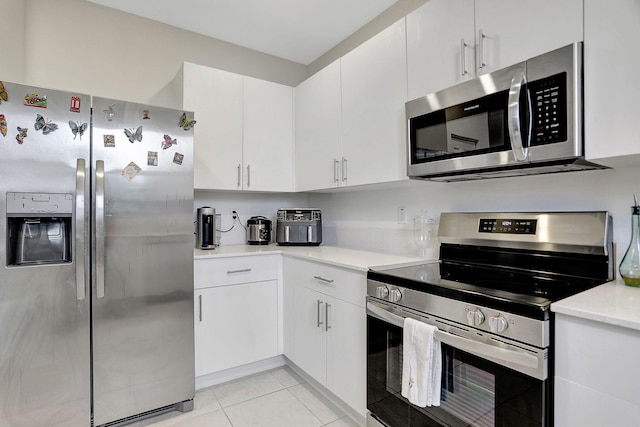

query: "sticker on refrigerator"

left=178, top=112, right=196, bottom=130
left=15, top=127, right=27, bottom=144
left=24, top=94, right=47, bottom=108
left=103, top=104, right=115, bottom=122
left=0, top=115, right=7, bottom=137
left=143, top=109, right=150, bottom=120
left=34, top=114, right=58, bottom=134
left=103, top=134, right=115, bottom=147
left=121, top=161, right=141, bottom=181
left=147, top=151, right=158, bottom=166
left=161, top=134, right=176, bottom=150
left=70, top=96, right=81, bottom=113
left=173, top=152, right=184, bottom=165
left=0, top=81, right=8, bottom=103
left=124, top=126, right=142, bottom=143
left=69, top=121, right=88, bottom=140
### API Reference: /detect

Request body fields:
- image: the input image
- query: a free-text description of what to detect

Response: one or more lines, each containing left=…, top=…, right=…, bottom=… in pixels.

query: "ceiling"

left=86, top=0, right=398, bottom=65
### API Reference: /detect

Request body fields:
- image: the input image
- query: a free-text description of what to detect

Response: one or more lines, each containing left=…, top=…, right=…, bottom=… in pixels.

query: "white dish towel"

left=401, top=317, right=442, bottom=407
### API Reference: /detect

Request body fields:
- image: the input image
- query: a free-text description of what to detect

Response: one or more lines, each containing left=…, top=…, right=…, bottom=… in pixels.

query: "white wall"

left=307, top=166, right=633, bottom=267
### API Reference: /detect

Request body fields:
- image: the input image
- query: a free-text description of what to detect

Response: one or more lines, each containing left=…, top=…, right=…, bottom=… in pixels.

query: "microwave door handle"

left=508, top=68, right=533, bottom=162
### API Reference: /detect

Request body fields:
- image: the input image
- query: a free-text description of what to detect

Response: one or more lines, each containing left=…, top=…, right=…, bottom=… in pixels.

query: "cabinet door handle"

left=325, top=303, right=331, bottom=331
left=314, top=275, right=334, bottom=284
left=342, top=157, right=348, bottom=182
left=333, top=159, right=340, bottom=183
left=478, top=29, right=486, bottom=69
left=317, top=299, right=324, bottom=328
left=227, top=268, right=252, bottom=274
left=199, top=294, right=202, bottom=322
left=460, top=39, right=469, bottom=76
left=247, top=164, right=251, bottom=187
left=237, top=164, right=241, bottom=188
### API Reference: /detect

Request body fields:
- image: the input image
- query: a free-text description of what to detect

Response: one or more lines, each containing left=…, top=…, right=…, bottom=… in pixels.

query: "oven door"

left=366, top=299, right=550, bottom=427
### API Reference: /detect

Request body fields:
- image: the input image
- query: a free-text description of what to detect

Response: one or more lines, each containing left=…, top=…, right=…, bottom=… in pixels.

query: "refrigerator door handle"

left=75, top=158, right=87, bottom=301
left=96, top=160, right=106, bottom=299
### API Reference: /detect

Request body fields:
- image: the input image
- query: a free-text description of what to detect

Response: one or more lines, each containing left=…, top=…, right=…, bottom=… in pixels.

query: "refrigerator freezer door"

left=90, top=98, right=195, bottom=425
left=0, top=82, right=91, bottom=426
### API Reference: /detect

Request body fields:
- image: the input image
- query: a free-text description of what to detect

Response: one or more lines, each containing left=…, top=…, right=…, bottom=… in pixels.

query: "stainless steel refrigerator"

left=0, top=81, right=195, bottom=426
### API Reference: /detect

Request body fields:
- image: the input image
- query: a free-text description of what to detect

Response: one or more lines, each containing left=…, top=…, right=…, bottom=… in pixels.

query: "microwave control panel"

left=529, top=72, right=567, bottom=145
left=478, top=218, right=537, bottom=235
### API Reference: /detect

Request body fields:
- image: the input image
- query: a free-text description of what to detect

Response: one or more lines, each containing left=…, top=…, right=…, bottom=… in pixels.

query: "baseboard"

left=195, top=355, right=287, bottom=390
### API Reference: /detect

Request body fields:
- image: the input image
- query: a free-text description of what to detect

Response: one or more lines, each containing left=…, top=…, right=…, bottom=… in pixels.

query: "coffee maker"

left=196, top=207, right=217, bottom=250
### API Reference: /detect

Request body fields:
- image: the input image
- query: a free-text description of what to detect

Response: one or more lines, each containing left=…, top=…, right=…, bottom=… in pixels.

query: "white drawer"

left=284, top=257, right=366, bottom=307
left=195, top=255, right=279, bottom=288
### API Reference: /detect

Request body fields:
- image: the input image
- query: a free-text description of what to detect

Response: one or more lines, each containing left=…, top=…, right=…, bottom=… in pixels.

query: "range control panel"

left=478, top=218, right=537, bottom=234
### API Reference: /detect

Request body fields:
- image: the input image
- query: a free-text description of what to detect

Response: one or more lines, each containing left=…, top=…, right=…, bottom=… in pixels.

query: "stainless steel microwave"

left=406, top=42, right=606, bottom=181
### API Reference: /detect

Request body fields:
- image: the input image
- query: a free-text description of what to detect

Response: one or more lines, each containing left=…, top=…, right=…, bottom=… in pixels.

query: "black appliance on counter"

left=366, top=212, right=613, bottom=427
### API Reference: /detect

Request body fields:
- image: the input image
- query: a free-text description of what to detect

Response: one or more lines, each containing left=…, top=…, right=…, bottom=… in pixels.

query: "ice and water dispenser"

left=6, top=192, right=73, bottom=266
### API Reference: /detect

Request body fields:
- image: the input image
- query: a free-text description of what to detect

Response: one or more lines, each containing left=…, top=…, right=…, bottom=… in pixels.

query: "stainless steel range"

left=366, top=212, right=613, bottom=427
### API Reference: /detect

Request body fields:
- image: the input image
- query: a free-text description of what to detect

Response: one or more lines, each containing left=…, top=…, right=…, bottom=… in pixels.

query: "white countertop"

left=551, top=279, right=640, bottom=331
left=194, top=244, right=430, bottom=272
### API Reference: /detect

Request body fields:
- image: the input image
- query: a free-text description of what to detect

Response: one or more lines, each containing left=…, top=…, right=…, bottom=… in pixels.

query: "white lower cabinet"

left=285, top=257, right=367, bottom=417
left=194, top=256, right=279, bottom=377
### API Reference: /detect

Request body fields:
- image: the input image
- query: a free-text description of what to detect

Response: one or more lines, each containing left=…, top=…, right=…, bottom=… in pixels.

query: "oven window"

left=367, top=315, right=549, bottom=427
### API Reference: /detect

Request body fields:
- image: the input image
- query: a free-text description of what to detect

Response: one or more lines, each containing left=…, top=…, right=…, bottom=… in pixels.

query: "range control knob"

left=489, top=315, right=509, bottom=333
left=466, top=308, right=485, bottom=326
left=389, top=288, right=403, bottom=303
left=376, top=286, right=389, bottom=299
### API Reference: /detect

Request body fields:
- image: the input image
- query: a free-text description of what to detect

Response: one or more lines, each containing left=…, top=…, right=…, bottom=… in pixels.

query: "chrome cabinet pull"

left=478, top=29, right=486, bottom=69
left=75, top=158, right=87, bottom=301
left=333, top=159, right=340, bottom=183
left=237, top=164, right=241, bottom=188
left=325, top=303, right=331, bottom=331
left=317, top=299, right=324, bottom=328
left=342, top=157, right=348, bottom=182
left=227, top=268, right=252, bottom=274
left=460, top=39, right=469, bottom=76
left=247, top=164, right=251, bottom=187
left=96, top=160, right=105, bottom=299
left=199, top=294, right=202, bottom=322
left=314, top=275, right=334, bottom=284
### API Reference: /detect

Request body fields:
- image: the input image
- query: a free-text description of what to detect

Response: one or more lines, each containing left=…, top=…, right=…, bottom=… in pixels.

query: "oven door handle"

left=367, top=301, right=539, bottom=370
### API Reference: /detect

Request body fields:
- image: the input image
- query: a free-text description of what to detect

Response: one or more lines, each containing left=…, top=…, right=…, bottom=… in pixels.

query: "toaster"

left=276, top=208, right=322, bottom=246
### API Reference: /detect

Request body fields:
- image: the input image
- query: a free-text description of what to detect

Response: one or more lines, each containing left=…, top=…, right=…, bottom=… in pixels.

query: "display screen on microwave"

left=478, top=219, right=537, bottom=234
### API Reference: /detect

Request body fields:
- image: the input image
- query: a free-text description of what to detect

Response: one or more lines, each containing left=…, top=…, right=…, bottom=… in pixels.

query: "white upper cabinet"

left=340, top=18, right=408, bottom=187
left=182, top=63, right=243, bottom=190
left=181, top=63, right=293, bottom=191
left=244, top=77, right=294, bottom=192
left=294, top=60, right=343, bottom=191
left=583, top=0, right=640, bottom=165
left=406, top=0, right=476, bottom=100
left=474, top=0, right=583, bottom=75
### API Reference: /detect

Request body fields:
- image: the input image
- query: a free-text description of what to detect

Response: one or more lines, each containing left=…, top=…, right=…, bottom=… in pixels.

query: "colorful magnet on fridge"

left=16, top=127, right=28, bottom=144
left=124, top=126, right=142, bottom=143
left=103, top=135, right=115, bottom=147
left=24, top=93, right=47, bottom=108
left=69, top=121, right=88, bottom=140
left=103, top=104, right=115, bottom=122
left=143, top=109, right=150, bottom=120
left=70, top=96, right=81, bottom=113
left=147, top=151, right=158, bottom=166
left=161, top=134, right=177, bottom=150
left=0, top=81, right=8, bottom=103
left=121, top=161, right=141, bottom=181
left=34, top=114, right=58, bottom=134
left=173, top=152, right=184, bottom=165
left=0, top=115, right=7, bottom=137
left=178, top=112, right=196, bottom=130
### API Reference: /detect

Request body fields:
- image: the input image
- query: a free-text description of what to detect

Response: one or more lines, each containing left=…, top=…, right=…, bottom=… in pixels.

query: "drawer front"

left=195, top=255, right=279, bottom=288
left=284, top=257, right=365, bottom=307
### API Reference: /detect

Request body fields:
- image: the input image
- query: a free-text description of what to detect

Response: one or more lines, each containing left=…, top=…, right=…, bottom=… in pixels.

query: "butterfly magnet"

left=0, top=81, right=8, bottom=103
left=104, top=104, right=116, bottom=122
left=69, top=121, right=88, bottom=140
left=178, top=112, right=196, bottom=131
left=0, top=115, right=7, bottom=137
left=16, top=127, right=28, bottom=144
left=161, top=134, right=177, bottom=150
left=124, top=126, right=143, bottom=143
left=34, top=114, right=58, bottom=134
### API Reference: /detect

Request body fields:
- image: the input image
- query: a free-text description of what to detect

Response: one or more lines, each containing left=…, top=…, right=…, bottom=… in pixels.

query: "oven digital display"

left=478, top=219, right=537, bottom=234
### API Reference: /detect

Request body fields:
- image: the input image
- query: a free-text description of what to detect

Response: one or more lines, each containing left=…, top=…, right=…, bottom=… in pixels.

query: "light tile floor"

left=132, top=366, right=361, bottom=427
